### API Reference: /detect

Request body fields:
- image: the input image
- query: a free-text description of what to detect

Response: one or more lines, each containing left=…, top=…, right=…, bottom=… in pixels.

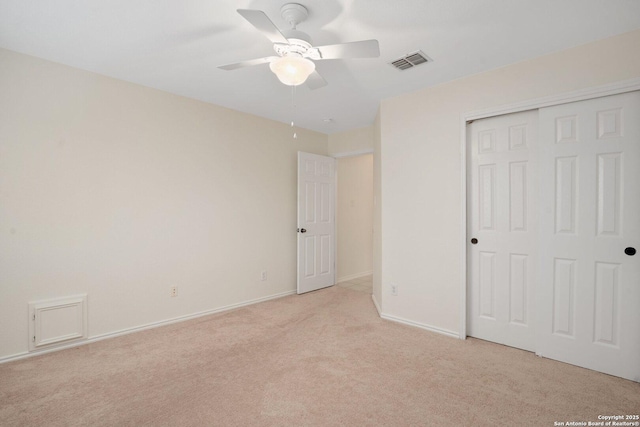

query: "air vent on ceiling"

left=390, top=50, right=431, bottom=71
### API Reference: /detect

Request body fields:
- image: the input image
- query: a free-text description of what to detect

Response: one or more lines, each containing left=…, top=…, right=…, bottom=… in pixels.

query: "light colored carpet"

left=1, top=286, right=638, bottom=426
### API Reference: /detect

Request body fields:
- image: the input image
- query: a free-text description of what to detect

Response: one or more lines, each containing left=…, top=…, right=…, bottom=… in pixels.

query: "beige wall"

left=372, top=111, right=382, bottom=309
left=379, top=29, right=640, bottom=334
left=0, top=49, right=328, bottom=359
left=336, top=155, right=373, bottom=281
left=328, top=126, right=374, bottom=157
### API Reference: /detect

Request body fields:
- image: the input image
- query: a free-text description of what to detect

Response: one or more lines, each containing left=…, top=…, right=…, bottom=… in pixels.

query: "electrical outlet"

left=261, top=270, right=268, bottom=281
left=390, top=284, right=398, bottom=296
left=170, top=286, right=178, bottom=297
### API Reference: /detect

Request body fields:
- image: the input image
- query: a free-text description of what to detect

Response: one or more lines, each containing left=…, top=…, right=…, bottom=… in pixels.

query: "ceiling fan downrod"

left=280, top=3, right=308, bottom=29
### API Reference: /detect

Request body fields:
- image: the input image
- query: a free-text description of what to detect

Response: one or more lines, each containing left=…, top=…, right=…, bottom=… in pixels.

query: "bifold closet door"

left=467, top=110, right=538, bottom=352
left=537, top=91, right=640, bottom=381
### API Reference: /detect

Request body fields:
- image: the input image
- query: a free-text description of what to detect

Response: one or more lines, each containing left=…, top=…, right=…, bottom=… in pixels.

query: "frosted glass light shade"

left=269, top=56, right=315, bottom=86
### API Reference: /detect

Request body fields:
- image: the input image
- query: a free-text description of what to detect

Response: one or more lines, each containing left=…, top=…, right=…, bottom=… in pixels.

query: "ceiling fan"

left=218, top=3, right=380, bottom=89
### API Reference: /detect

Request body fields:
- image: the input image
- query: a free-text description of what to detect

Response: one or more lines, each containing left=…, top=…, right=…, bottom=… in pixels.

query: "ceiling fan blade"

left=315, top=40, right=380, bottom=60
left=237, top=9, right=289, bottom=44
left=218, top=56, right=279, bottom=71
left=306, top=70, right=328, bottom=90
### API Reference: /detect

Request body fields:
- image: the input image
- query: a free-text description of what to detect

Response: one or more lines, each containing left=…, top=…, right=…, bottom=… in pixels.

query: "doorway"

left=335, top=154, right=374, bottom=294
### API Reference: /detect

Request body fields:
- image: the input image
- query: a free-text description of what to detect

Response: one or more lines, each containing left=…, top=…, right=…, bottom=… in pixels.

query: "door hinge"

left=32, top=314, right=36, bottom=321
left=32, top=336, right=36, bottom=342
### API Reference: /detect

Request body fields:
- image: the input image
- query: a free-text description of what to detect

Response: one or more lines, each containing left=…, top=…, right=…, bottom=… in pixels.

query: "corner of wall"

left=372, top=109, right=382, bottom=309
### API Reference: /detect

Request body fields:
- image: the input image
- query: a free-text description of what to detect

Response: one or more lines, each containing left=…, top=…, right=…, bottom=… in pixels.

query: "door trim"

left=459, top=76, right=640, bottom=340
left=332, top=148, right=374, bottom=158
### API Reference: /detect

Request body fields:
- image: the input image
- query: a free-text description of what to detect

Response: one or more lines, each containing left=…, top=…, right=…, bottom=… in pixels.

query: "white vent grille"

left=28, top=295, right=88, bottom=351
left=390, top=50, right=431, bottom=70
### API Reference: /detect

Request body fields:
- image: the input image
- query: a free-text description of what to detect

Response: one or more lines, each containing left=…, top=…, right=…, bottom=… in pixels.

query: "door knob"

left=298, top=228, right=307, bottom=233
left=625, top=247, right=636, bottom=256
left=471, top=238, right=478, bottom=244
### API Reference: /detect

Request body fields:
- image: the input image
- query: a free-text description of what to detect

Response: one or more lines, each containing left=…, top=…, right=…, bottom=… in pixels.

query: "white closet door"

left=468, top=110, right=538, bottom=352
left=537, top=91, right=640, bottom=381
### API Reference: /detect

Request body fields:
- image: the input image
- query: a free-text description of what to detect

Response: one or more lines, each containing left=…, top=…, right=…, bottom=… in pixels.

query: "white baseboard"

left=371, top=294, right=382, bottom=316
left=0, top=289, right=296, bottom=364
left=337, top=270, right=373, bottom=283
left=380, top=312, right=459, bottom=339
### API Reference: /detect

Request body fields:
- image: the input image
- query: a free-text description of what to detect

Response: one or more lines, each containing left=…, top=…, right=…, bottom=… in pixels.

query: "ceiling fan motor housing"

left=275, top=29, right=314, bottom=57
left=275, top=4, right=318, bottom=59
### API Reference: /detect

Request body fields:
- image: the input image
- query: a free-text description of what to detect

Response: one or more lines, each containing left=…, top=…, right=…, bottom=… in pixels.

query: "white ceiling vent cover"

left=390, top=51, right=431, bottom=70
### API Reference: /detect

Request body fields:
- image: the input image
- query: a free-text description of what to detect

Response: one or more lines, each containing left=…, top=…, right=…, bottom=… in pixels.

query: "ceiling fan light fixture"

left=269, top=55, right=315, bottom=86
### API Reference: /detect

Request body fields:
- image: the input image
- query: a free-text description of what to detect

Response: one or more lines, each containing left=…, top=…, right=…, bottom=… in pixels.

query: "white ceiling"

left=1, top=0, right=640, bottom=134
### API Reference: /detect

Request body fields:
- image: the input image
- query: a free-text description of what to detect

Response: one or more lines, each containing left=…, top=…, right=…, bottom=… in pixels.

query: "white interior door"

left=297, top=152, right=336, bottom=294
left=537, top=91, right=640, bottom=381
left=468, top=110, right=538, bottom=352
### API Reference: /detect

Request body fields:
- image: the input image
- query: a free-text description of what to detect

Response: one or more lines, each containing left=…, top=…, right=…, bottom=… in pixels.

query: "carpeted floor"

left=0, top=286, right=638, bottom=426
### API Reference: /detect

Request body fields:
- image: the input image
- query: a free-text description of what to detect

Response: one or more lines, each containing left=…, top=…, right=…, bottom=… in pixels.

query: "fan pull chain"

left=291, top=85, right=297, bottom=139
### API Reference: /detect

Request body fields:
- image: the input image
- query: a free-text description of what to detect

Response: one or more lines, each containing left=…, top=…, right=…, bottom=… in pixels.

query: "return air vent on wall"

left=28, top=295, right=87, bottom=351
left=389, top=50, right=431, bottom=70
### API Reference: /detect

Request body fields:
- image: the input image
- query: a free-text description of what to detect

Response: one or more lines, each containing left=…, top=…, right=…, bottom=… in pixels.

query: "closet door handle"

left=471, top=238, right=478, bottom=245
left=625, top=247, right=636, bottom=256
